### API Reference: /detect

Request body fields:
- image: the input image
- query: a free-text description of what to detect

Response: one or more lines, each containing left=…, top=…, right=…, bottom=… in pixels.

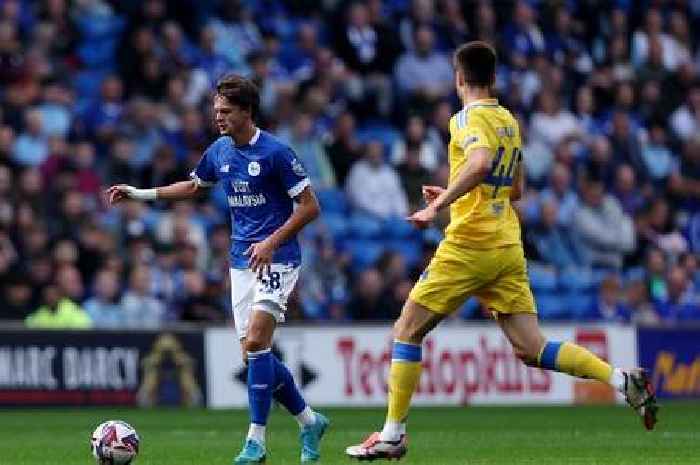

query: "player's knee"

left=513, top=345, right=540, bottom=367
left=244, top=325, right=271, bottom=353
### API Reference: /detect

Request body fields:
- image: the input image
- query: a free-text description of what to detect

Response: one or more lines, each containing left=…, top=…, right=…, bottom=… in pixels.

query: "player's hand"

left=105, top=184, right=134, bottom=205
left=407, top=205, right=437, bottom=229
left=245, top=238, right=278, bottom=275
left=422, top=185, right=445, bottom=205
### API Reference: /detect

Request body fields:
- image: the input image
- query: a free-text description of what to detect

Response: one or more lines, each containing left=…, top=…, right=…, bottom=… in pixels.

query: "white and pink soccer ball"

left=90, top=420, right=140, bottom=465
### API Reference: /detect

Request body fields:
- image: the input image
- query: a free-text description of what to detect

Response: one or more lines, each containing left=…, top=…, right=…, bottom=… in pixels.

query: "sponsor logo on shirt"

left=228, top=194, right=267, bottom=207
left=461, top=135, right=479, bottom=148
left=291, top=158, right=306, bottom=177
left=248, top=161, right=261, bottom=176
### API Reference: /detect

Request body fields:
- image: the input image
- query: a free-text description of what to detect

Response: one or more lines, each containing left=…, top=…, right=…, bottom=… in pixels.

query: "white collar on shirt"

left=249, top=127, right=261, bottom=145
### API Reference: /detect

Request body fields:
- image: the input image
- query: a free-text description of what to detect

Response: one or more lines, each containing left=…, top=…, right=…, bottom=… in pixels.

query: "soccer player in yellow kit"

left=346, top=41, right=658, bottom=461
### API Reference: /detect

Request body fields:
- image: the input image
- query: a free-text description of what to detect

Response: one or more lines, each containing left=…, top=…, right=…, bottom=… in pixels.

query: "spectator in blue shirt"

left=84, top=268, right=124, bottom=328
left=394, top=25, right=453, bottom=103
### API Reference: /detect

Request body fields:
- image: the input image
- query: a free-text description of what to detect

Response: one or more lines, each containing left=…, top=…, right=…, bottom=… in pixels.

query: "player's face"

left=213, top=95, right=247, bottom=135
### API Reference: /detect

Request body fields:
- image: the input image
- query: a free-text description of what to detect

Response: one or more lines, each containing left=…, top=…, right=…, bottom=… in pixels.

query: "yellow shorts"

left=409, top=240, right=536, bottom=316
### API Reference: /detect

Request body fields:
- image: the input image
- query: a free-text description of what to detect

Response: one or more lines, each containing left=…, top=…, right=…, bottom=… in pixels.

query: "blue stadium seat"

left=356, top=123, right=401, bottom=154
left=316, top=189, right=348, bottom=214
left=347, top=212, right=384, bottom=239
left=385, top=239, right=422, bottom=267
left=320, top=212, right=348, bottom=239
left=342, top=239, right=385, bottom=272
left=535, top=294, right=570, bottom=320
left=566, top=292, right=596, bottom=320
left=559, top=267, right=594, bottom=292
left=624, top=266, right=646, bottom=282
left=383, top=217, right=417, bottom=239
left=528, top=263, right=558, bottom=292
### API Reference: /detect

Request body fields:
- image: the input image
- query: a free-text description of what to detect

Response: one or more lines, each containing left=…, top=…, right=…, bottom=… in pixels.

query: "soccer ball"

left=90, top=420, right=140, bottom=465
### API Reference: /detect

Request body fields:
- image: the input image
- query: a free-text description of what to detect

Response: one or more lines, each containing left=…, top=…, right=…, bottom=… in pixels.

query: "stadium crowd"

left=1, top=0, right=700, bottom=328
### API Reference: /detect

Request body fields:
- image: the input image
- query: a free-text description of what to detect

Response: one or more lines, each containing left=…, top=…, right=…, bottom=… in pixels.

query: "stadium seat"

left=347, top=212, right=384, bottom=239
left=528, top=263, right=558, bottom=292
left=320, top=212, right=348, bottom=240
left=316, top=189, right=348, bottom=214
left=342, top=239, right=385, bottom=272
left=383, top=217, right=417, bottom=239
left=559, top=267, right=594, bottom=292
left=356, top=122, right=401, bottom=154
left=566, top=292, right=596, bottom=320
left=535, top=293, right=570, bottom=320
left=385, top=239, right=422, bottom=268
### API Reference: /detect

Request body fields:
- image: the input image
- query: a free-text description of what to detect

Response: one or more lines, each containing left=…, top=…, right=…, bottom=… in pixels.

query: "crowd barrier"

left=0, top=324, right=697, bottom=407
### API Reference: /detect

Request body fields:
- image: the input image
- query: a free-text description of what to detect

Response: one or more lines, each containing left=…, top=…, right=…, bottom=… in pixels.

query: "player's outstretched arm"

left=246, top=186, right=321, bottom=273
left=407, top=148, right=492, bottom=228
left=106, top=180, right=203, bottom=205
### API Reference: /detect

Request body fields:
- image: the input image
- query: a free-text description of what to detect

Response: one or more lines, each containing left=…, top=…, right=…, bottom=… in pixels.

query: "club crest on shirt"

left=248, top=161, right=261, bottom=176
left=292, top=158, right=306, bottom=177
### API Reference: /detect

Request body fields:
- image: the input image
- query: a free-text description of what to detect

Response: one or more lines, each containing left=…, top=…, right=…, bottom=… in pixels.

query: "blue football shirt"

left=190, top=128, right=310, bottom=269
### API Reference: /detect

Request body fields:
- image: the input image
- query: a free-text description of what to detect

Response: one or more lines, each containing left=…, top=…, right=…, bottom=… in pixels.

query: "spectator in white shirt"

left=670, top=81, right=700, bottom=142
left=346, top=140, right=409, bottom=219
left=529, top=90, right=580, bottom=149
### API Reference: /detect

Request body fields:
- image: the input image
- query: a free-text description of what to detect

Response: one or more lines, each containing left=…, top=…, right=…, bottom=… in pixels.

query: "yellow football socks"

left=386, top=341, right=422, bottom=424
left=538, top=341, right=613, bottom=383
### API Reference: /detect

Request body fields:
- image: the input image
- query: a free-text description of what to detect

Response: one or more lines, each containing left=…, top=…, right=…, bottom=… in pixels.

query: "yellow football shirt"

left=444, top=98, right=523, bottom=248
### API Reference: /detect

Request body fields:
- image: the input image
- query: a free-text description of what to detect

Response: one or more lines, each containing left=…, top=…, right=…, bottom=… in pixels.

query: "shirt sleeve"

left=189, top=140, right=220, bottom=187
left=455, top=123, right=491, bottom=154
left=275, top=147, right=310, bottom=197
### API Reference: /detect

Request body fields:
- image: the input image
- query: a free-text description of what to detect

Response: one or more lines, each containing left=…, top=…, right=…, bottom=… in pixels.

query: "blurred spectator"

left=324, top=112, right=362, bottom=186
left=347, top=268, right=392, bottom=320
left=82, top=76, right=124, bottom=143
left=529, top=90, right=580, bottom=149
left=13, top=109, right=49, bottom=166
left=0, top=270, right=34, bottom=320
left=539, top=163, right=579, bottom=227
left=640, top=123, right=675, bottom=186
left=669, top=135, right=700, bottom=212
left=278, top=112, right=336, bottom=190
left=631, top=9, right=675, bottom=71
left=502, top=0, right=545, bottom=76
left=589, top=275, right=630, bottom=322
left=391, top=116, right=439, bottom=172
left=299, top=238, right=348, bottom=319
left=177, top=270, right=225, bottom=322
left=84, top=269, right=123, bottom=328
left=394, top=25, right=453, bottom=105
left=25, top=284, right=91, bottom=329
left=636, top=198, right=688, bottom=258
left=346, top=140, right=408, bottom=219
left=397, top=147, right=432, bottom=211
left=645, top=247, right=668, bottom=302
left=670, top=81, right=700, bottom=141
left=121, top=265, right=165, bottom=328
left=527, top=198, right=583, bottom=269
left=573, top=176, right=635, bottom=269
left=207, top=0, right=262, bottom=72
left=613, top=164, right=644, bottom=216
left=625, top=279, right=660, bottom=325
left=655, top=265, right=699, bottom=321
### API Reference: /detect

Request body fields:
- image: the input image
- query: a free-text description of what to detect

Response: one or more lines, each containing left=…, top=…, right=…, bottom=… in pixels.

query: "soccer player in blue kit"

left=107, top=75, right=329, bottom=464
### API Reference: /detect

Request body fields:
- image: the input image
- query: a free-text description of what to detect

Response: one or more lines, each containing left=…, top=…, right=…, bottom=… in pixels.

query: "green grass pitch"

left=1, top=403, right=699, bottom=465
